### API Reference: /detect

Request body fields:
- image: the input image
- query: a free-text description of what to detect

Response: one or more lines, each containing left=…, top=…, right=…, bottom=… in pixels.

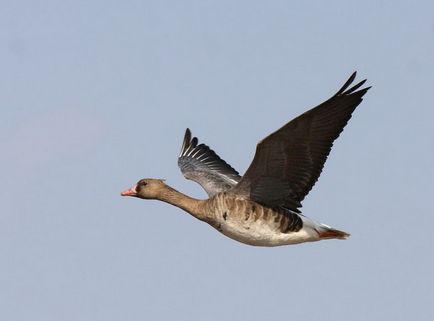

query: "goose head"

left=121, top=178, right=167, bottom=199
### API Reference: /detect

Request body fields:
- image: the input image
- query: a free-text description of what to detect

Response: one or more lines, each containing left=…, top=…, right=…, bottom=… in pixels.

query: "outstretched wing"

left=230, top=72, right=370, bottom=212
left=178, top=129, right=241, bottom=197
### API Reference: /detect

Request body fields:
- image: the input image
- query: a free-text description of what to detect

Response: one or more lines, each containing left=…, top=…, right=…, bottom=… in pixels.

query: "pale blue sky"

left=1, top=1, right=433, bottom=320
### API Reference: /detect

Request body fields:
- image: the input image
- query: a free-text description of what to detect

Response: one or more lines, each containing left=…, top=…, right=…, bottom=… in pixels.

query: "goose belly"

left=211, top=205, right=320, bottom=247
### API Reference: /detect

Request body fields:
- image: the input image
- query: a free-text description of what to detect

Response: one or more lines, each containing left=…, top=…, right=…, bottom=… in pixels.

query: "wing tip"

left=179, top=128, right=193, bottom=157
left=335, top=71, right=370, bottom=97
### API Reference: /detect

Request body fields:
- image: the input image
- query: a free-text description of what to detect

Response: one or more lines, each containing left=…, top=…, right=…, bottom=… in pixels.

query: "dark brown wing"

left=230, top=72, right=370, bottom=212
left=178, top=129, right=241, bottom=197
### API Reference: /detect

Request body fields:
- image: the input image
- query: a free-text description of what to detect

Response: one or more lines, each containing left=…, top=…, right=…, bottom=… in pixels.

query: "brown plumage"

left=121, top=72, right=369, bottom=246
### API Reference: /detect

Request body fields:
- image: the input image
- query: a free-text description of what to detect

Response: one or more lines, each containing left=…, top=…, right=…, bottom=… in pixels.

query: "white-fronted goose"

left=121, top=72, right=370, bottom=246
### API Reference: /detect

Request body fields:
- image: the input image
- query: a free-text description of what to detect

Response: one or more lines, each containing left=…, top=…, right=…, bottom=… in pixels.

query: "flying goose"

left=121, top=72, right=370, bottom=246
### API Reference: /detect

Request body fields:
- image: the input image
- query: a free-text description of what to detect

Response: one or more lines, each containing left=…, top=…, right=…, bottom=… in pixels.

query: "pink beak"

left=121, top=185, right=137, bottom=197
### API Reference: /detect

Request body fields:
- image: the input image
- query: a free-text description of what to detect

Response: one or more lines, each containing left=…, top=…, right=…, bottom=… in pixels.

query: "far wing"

left=230, top=72, right=370, bottom=212
left=178, top=129, right=241, bottom=197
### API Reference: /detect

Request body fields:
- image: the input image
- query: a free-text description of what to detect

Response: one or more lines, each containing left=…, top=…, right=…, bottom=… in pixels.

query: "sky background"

left=1, top=1, right=433, bottom=320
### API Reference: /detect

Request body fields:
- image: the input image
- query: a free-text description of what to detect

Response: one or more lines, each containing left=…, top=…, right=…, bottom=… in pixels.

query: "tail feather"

left=317, top=225, right=350, bottom=240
